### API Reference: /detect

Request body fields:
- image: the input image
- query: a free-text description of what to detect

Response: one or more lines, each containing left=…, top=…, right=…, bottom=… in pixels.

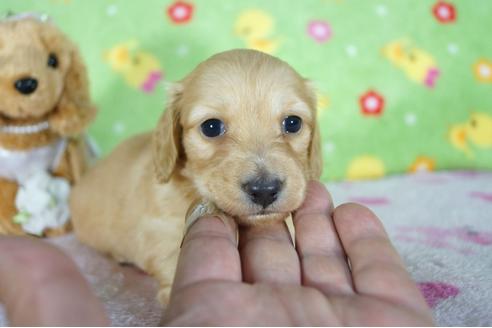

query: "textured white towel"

left=1, top=170, right=491, bottom=326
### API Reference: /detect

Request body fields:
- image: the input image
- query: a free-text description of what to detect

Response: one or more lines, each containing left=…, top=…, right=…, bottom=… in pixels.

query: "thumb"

left=0, top=236, right=109, bottom=326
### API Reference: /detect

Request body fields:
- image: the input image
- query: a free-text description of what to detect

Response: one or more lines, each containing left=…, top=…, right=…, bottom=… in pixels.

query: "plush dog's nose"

left=242, top=177, right=283, bottom=208
left=14, top=77, right=38, bottom=95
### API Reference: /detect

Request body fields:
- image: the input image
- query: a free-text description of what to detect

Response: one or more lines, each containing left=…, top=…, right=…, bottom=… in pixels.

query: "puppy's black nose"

left=242, top=177, right=283, bottom=209
left=14, top=77, right=38, bottom=95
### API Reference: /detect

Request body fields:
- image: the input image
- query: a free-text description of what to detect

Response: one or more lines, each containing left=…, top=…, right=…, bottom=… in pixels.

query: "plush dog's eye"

left=201, top=118, right=225, bottom=138
left=47, top=53, right=58, bottom=68
left=282, top=115, right=302, bottom=134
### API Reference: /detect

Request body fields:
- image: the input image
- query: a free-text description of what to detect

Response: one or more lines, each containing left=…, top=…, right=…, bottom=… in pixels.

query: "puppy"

left=71, top=49, right=322, bottom=303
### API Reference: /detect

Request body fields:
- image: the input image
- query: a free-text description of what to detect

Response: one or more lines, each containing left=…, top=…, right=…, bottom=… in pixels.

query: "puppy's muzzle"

left=242, top=176, right=283, bottom=209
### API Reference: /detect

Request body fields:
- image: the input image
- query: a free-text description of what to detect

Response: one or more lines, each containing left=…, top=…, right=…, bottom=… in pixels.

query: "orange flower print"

left=473, top=59, right=492, bottom=83
left=409, top=156, right=436, bottom=173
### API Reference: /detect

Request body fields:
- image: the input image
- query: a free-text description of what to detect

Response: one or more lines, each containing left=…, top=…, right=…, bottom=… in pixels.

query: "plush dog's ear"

left=305, top=80, right=323, bottom=180
left=153, top=83, right=185, bottom=183
left=41, top=23, right=96, bottom=136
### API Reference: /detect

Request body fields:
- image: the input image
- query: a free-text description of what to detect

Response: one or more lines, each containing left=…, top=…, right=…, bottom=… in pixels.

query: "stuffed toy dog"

left=0, top=14, right=97, bottom=236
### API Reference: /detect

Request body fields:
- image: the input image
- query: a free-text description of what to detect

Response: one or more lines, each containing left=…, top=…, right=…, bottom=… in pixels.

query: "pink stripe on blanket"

left=449, top=170, right=486, bottom=178
left=411, top=174, right=448, bottom=184
left=469, top=191, right=492, bottom=203
left=394, top=225, right=492, bottom=254
left=418, top=282, right=459, bottom=308
left=348, top=196, right=389, bottom=205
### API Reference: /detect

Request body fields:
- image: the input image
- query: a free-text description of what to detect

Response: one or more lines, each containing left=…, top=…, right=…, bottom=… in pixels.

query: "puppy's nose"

left=14, top=77, right=38, bottom=95
left=242, top=177, right=283, bottom=209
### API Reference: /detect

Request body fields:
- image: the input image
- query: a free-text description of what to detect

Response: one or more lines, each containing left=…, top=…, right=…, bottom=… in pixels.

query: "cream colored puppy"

left=71, top=49, right=322, bottom=303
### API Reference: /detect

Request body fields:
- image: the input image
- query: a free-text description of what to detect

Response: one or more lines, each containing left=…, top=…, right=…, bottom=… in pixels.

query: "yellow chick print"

left=382, top=39, right=440, bottom=88
left=346, top=155, right=386, bottom=180
left=449, top=112, right=492, bottom=158
left=105, top=40, right=163, bottom=93
left=234, top=9, right=281, bottom=54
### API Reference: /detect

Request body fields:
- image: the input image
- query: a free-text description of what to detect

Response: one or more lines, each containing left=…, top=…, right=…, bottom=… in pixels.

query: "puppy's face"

left=155, top=50, right=322, bottom=225
left=0, top=19, right=69, bottom=121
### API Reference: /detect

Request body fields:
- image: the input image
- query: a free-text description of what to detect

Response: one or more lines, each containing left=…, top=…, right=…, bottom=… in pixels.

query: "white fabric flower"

left=14, top=170, right=71, bottom=236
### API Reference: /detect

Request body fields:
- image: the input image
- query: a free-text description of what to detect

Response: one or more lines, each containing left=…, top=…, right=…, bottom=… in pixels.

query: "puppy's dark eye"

left=201, top=118, right=225, bottom=138
left=282, top=115, right=302, bottom=134
left=47, top=53, right=58, bottom=68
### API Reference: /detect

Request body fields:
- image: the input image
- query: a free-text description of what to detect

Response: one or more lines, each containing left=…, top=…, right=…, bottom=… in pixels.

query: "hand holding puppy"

left=163, top=181, right=434, bottom=326
left=0, top=182, right=433, bottom=326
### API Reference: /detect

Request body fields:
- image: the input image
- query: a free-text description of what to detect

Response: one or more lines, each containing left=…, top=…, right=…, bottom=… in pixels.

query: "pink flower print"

left=307, top=20, right=332, bottom=43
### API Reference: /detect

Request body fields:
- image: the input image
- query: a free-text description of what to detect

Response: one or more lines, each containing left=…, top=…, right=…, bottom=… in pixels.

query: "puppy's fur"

left=71, top=49, right=322, bottom=303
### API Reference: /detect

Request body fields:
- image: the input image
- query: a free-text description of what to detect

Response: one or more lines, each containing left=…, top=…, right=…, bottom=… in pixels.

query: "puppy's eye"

left=201, top=118, right=225, bottom=138
left=282, top=115, right=302, bottom=134
left=47, top=53, right=58, bottom=69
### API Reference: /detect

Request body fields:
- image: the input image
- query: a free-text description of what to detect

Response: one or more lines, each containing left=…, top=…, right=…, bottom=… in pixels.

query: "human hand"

left=163, top=181, right=434, bottom=326
left=0, top=236, right=109, bottom=326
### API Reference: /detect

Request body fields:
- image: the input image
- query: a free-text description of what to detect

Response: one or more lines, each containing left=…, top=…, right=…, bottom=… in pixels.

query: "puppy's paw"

left=184, top=199, right=229, bottom=234
left=157, top=285, right=172, bottom=305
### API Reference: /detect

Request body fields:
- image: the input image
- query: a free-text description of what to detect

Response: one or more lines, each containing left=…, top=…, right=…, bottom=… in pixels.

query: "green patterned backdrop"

left=2, top=0, right=491, bottom=181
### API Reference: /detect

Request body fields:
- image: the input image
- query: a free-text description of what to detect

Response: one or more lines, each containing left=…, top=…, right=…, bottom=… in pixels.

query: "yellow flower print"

left=473, top=59, right=492, bottom=83
left=409, top=156, right=436, bottom=173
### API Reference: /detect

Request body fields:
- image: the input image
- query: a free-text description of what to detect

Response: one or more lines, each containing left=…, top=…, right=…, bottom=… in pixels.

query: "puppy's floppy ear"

left=41, top=23, right=97, bottom=135
left=305, top=80, right=323, bottom=180
left=153, top=83, right=185, bottom=183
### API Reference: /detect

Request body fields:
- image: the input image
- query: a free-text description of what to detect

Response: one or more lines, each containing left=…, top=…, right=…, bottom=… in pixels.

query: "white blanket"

left=1, top=170, right=491, bottom=326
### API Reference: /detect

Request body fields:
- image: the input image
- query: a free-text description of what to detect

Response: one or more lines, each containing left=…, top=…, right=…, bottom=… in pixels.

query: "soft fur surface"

left=0, top=17, right=96, bottom=145
left=1, top=171, right=490, bottom=326
left=0, top=17, right=96, bottom=236
left=70, top=49, right=322, bottom=303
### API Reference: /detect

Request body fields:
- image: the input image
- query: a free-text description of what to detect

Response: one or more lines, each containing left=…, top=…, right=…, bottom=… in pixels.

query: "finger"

left=293, top=181, right=353, bottom=295
left=333, top=203, right=430, bottom=312
left=239, top=220, right=300, bottom=285
left=0, top=236, right=109, bottom=326
left=172, top=215, right=241, bottom=295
